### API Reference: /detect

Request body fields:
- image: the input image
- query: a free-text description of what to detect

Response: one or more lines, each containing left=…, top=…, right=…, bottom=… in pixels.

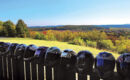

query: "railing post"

left=13, top=44, right=27, bottom=80
left=7, top=43, right=19, bottom=80
left=0, top=42, right=6, bottom=80
left=76, top=51, right=95, bottom=80
left=0, top=42, right=11, bottom=80
left=95, top=52, right=116, bottom=80
left=117, top=53, right=130, bottom=80
left=45, top=47, right=62, bottom=80
left=23, top=44, right=38, bottom=80
left=60, top=49, right=76, bottom=80
left=0, top=54, right=3, bottom=80
left=34, top=46, right=48, bottom=80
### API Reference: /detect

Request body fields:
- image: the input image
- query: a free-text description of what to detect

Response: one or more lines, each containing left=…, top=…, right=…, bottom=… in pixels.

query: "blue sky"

left=0, top=0, right=130, bottom=26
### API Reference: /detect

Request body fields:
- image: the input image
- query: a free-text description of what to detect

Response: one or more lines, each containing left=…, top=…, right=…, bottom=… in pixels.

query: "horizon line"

left=28, top=23, right=130, bottom=26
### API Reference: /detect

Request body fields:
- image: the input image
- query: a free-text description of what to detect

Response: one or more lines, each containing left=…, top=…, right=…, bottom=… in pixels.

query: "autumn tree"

left=44, top=30, right=56, bottom=40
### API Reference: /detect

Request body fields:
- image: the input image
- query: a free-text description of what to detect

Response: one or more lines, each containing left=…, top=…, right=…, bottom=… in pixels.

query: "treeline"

left=0, top=19, right=29, bottom=37
left=29, top=25, right=105, bottom=31
left=30, top=30, right=130, bottom=54
left=105, top=29, right=130, bottom=38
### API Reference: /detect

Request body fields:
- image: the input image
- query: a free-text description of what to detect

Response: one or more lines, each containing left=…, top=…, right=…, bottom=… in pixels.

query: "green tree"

left=0, top=21, right=3, bottom=36
left=16, top=19, right=29, bottom=37
left=3, top=20, right=16, bottom=37
left=0, top=21, right=3, bottom=26
left=97, top=40, right=115, bottom=50
left=115, top=37, right=129, bottom=54
left=34, top=32, right=44, bottom=40
left=70, top=37, right=85, bottom=46
left=86, top=40, right=97, bottom=48
left=99, top=32, right=107, bottom=40
left=86, top=30, right=107, bottom=41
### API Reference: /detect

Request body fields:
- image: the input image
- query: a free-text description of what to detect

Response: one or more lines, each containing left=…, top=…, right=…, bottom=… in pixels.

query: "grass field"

left=0, top=38, right=120, bottom=58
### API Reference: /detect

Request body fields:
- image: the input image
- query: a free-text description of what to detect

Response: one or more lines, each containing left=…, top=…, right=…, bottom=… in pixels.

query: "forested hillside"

left=29, top=25, right=105, bottom=31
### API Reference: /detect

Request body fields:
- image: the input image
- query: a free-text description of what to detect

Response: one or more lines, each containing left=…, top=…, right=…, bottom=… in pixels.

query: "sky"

left=0, top=0, right=130, bottom=26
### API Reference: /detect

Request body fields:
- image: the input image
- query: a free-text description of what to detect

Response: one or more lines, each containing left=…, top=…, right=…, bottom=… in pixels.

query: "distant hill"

left=29, top=24, right=130, bottom=31
left=29, top=25, right=105, bottom=31
left=29, top=25, right=63, bottom=28
left=96, top=24, right=130, bottom=28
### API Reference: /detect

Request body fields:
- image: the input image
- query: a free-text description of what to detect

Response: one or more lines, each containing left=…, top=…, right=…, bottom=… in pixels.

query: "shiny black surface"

left=76, top=51, right=94, bottom=74
left=14, top=44, right=27, bottom=59
left=60, top=49, right=76, bottom=70
left=45, top=47, right=62, bottom=66
left=34, top=46, right=48, bottom=64
left=95, top=52, right=115, bottom=79
left=117, top=53, right=130, bottom=78
left=0, top=42, right=11, bottom=55
left=24, top=44, right=38, bottom=59
left=8, top=43, right=19, bottom=56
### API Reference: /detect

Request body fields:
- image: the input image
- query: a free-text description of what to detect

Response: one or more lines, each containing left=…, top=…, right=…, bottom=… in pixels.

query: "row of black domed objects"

left=0, top=42, right=130, bottom=80
left=42, top=46, right=130, bottom=80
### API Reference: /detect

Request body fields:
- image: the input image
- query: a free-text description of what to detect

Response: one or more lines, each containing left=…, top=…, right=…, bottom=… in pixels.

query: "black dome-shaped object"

left=0, top=42, right=5, bottom=53
left=0, top=42, right=11, bottom=55
left=35, top=46, right=48, bottom=57
left=117, top=53, right=130, bottom=78
left=14, top=44, right=27, bottom=59
left=34, top=46, right=48, bottom=64
left=95, top=52, right=115, bottom=78
left=60, top=49, right=76, bottom=70
left=24, top=44, right=38, bottom=60
left=45, top=47, right=62, bottom=66
left=8, top=43, right=19, bottom=56
left=76, top=51, right=94, bottom=74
